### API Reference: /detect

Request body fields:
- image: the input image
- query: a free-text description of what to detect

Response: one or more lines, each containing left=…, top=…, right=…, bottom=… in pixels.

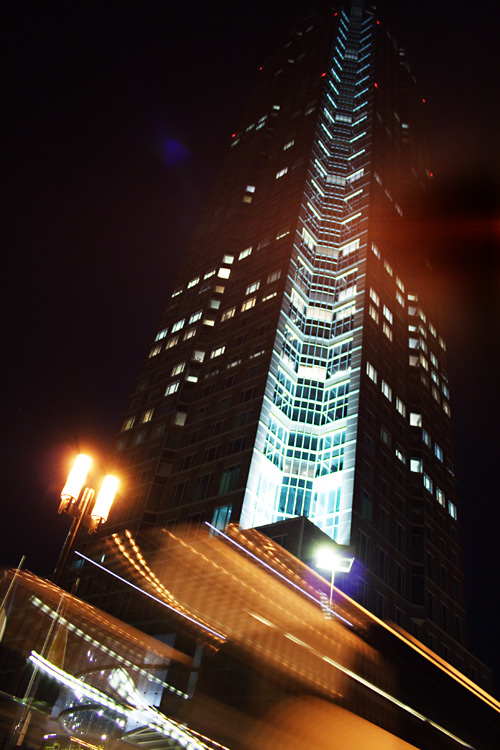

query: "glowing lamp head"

left=316, top=545, right=355, bottom=574
left=91, top=475, right=119, bottom=523
left=61, top=454, right=92, bottom=501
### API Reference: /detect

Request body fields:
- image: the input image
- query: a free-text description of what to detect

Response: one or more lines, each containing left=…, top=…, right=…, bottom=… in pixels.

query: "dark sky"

left=3, top=1, right=500, bottom=692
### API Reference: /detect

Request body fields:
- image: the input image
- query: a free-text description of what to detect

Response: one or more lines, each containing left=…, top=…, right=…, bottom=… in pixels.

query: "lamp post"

left=316, top=543, right=355, bottom=611
left=53, top=454, right=119, bottom=585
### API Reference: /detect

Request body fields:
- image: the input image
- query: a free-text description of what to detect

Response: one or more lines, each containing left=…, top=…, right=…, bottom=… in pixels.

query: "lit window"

left=141, top=409, right=154, bottom=423
left=246, top=281, right=260, bottom=295
left=372, top=243, right=380, bottom=258
left=420, top=355, right=428, bottom=371
left=189, top=310, right=202, bottom=324
left=410, top=458, right=422, bottom=473
left=204, top=269, right=216, bottom=279
left=262, top=291, right=277, bottom=302
left=369, top=305, right=379, bottom=323
left=383, top=322, right=392, bottom=341
left=187, top=276, right=200, bottom=289
left=383, top=305, right=393, bottom=324
left=246, top=185, right=256, bottom=193
left=222, top=254, right=234, bottom=264
left=173, top=411, right=187, bottom=426
left=211, top=346, right=225, bottom=359
left=238, top=247, right=252, bottom=260
left=409, top=355, right=419, bottom=366
left=429, top=322, right=436, bottom=336
left=442, top=383, right=450, bottom=399
left=381, top=380, right=392, bottom=400
left=209, top=299, right=221, bottom=310
left=366, top=362, right=377, bottom=383
left=155, top=328, right=168, bottom=341
left=267, top=269, right=281, bottom=283
left=214, top=285, right=225, bottom=294
left=192, top=350, right=205, bottom=362
left=448, top=501, right=457, bottom=520
left=434, top=444, right=443, bottom=461
left=276, top=230, right=290, bottom=240
left=423, top=474, right=432, bottom=492
left=218, top=267, right=231, bottom=279
left=171, top=362, right=185, bottom=376
left=369, top=288, right=379, bottom=306
left=166, top=335, right=179, bottom=349
left=165, top=381, right=179, bottom=396
left=431, top=370, right=439, bottom=385
left=436, top=487, right=445, bottom=506
left=443, top=401, right=451, bottom=416
left=384, top=260, right=393, bottom=276
left=171, top=287, right=182, bottom=298
left=121, top=417, right=135, bottom=431
left=221, top=307, right=236, bottom=321
left=430, top=352, right=438, bottom=367
left=172, top=318, right=185, bottom=333
left=396, top=291, right=405, bottom=307
left=409, top=412, right=422, bottom=427
left=283, top=139, right=294, bottom=150
left=203, top=317, right=215, bottom=326
left=439, top=336, right=446, bottom=350
left=149, top=345, right=162, bottom=357
left=276, top=167, right=288, bottom=179
left=422, top=429, right=431, bottom=446
left=241, top=297, right=256, bottom=312
left=396, top=398, right=405, bottom=416
left=396, top=276, right=404, bottom=292
left=184, top=327, right=196, bottom=340
left=395, top=448, right=405, bottom=463
left=211, top=503, right=232, bottom=532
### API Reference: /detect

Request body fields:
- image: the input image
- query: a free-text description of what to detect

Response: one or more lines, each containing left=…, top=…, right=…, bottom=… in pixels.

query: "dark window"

left=395, top=563, right=404, bottom=595
left=171, top=481, right=188, bottom=507
left=360, top=489, right=372, bottom=521
left=234, top=411, right=251, bottom=428
left=194, top=473, right=212, bottom=501
left=210, top=420, right=225, bottom=437
left=377, top=547, right=387, bottom=581
left=358, top=531, right=370, bottom=566
left=229, top=436, right=246, bottom=454
left=219, top=465, right=240, bottom=494
left=203, top=445, right=219, bottom=463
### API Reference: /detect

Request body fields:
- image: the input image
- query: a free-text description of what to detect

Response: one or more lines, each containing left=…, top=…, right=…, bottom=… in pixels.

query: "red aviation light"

left=321, top=72, right=327, bottom=77
left=374, top=82, right=379, bottom=88
left=422, top=98, right=426, bottom=103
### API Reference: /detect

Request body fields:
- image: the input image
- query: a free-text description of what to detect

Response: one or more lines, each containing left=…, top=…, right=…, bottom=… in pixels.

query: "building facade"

left=82, top=1, right=478, bottom=676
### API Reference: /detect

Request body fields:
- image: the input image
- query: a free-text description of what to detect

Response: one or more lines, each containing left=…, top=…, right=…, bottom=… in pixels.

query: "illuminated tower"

left=80, top=1, right=479, bottom=674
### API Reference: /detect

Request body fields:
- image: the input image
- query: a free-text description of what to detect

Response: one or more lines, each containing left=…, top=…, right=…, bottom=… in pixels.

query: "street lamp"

left=316, top=543, right=355, bottom=610
left=53, top=454, right=119, bottom=584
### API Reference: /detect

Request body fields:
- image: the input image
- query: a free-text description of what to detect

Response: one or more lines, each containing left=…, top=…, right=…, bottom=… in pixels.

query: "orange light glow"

left=61, top=454, right=92, bottom=501
left=91, top=475, right=119, bottom=522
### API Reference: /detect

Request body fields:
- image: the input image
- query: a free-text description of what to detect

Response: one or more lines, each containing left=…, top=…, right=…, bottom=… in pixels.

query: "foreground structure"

left=77, top=1, right=488, bottom=683
left=2, top=530, right=499, bottom=749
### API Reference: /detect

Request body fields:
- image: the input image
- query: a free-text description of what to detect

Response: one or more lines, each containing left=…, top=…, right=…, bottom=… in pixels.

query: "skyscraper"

left=83, top=1, right=481, bottom=677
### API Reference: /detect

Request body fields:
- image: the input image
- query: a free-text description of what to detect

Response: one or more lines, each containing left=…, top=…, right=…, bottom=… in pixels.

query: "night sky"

left=4, top=2, right=499, bottom=692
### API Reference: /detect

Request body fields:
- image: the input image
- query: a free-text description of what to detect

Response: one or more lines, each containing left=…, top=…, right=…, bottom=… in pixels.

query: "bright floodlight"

left=316, top=545, right=354, bottom=574
left=61, top=454, right=92, bottom=501
left=91, top=475, right=119, bottom=522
